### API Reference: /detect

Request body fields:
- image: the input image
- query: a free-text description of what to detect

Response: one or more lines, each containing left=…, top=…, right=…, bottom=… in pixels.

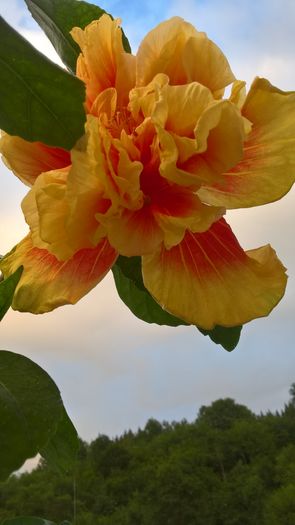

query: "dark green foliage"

left=0, top=351, right=78, bottom=481
left=199, top=324, right=242, bottom=352
left=0, top=17, right=85, bottom=150
left=40, top=407, right=78, bottom=475
left=2, top=518, right=56, bottom=525
left=24, top=0, right=131, bottom=73
left=113, top=256, right=242, bottom=350
left=0, top=266, right=23, bottom=321
left=112, top=256, right=187, bottom=327
left=1, top=389, right=295, bottom=524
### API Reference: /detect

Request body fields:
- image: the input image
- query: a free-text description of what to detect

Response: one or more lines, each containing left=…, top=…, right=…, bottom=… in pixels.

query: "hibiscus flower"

left=1, top=16, right=294, bottom=329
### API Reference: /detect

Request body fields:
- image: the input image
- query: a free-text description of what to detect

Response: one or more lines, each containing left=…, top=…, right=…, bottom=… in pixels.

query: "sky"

left=1, top=0, right=295, bottom=465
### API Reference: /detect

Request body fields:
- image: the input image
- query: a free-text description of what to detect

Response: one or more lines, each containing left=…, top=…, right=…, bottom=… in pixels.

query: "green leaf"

left=0, top=266, right=23, bottom=322
left=0, top=350, right=70, bottom=480
left=0, top=16, right=85, bottom=150
left=25, top=0, right=131, bottom=73
left=113, top=256, right=242, bottom=350
left=112, top=256, right=188, bottom=327
left=198, top=325, right=242, bottom=352
left=1, top=518, right=56, bottom=525
left=40, top=406, right=78, bottom=474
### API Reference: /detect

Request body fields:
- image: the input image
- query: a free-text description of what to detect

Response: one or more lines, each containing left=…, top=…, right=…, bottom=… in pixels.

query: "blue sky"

left=1, top=0, right=295, bottom=460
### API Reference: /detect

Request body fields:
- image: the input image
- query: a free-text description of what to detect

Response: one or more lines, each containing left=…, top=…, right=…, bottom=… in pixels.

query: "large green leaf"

left=0, top=351, right=77, bottom=480
left=40, top=406, right=78, bottom=474
left=25, top=0, right=131, bottom=73
left=1, top=519, right=56, bottom=525
left=113, top=256, right=242, bottom=350
left=0, top=17, right=85, bottom=150
left=0, top=266, right=23, bottom=322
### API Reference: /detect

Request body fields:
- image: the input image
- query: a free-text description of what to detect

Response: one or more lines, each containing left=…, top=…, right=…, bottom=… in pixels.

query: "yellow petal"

left=142, top=218, right=287, bottom=329
left=71, top=15, right=135, bottom=110
left=158, top=100, right=245, bottom=187
left=0, top=133, right=70, bottom=187
left=198, top=78, right=295, bottom=208
left=136, top=17, right=197, bottom=86
left=151, top=183, right=224, bottom=249
left=21, top=168, right=71, bottom=259
left=104, top=205, right=163, bottom=256
left=136, top=17, right=235, bottom=92
left=182, top=33, right=235, bottom=92
left=230, top=80, right=247, bottom=109
left=90, top=87, right=117, bottom=119
left=0, top=236, right=117, bottom=314
left=160, top=82, right=214, bottom=135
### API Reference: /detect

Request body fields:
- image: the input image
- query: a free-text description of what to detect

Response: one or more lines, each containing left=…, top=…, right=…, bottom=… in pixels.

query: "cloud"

left=0, top=0, right=27, bottom=29
left=20, top=29, right=64, bottom=66
left=167, top=0, right=295, bottom=88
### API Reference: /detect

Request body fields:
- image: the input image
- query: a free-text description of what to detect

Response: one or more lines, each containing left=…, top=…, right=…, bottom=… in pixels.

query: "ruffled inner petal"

left=198, top=78, right=295, bottom=208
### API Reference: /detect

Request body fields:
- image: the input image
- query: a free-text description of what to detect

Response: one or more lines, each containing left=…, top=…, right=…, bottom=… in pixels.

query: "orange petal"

left=198, top=78, right=295, bottom=208
left=0, top=236, right=117, bottom=314
left=150, top=182, right=224, bottom=248
left=142, top=218, right=287, bottom=329
left=105, top=205, right=163, bottom=256
left=71, top=15, right=135, bottom=110
left=0, top=133, right=70, bottom=187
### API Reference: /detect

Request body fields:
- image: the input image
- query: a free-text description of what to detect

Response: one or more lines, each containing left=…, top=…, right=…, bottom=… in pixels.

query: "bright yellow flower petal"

left=0, top=133, right=70, bottom=187
left=21, top=168, right=71, bottom=259
left=182, top=32, right=235, bottom=92
left=156, top=82, right=214, bottom=135
left=0, top=236, right=117, bottom=314
left=157, top=99, right=245, bottom=187
left=198, top=78, right=295, bottom=208
left=136, top=17, right=235, bottom=92
left=90, top=87, right=117, bottom=119
left=142, top=218, right=287, bottom=329
left=104, top=206, right=164, bottom=256
left=230, top=80, right=247, bottom=109
left=71, top=14, right=135, bottom=110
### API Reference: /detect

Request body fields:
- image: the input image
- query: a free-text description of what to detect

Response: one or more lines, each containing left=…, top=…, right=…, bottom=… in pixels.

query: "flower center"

left=108, top=108, right=136, bottom=138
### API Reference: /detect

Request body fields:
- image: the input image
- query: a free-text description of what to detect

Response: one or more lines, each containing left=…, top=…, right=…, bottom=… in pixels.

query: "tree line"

left=1, top=386, right=295, bottom=524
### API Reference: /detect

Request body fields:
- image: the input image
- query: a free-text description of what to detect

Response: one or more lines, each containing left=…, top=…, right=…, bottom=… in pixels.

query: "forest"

left=1, top=386, right=295, bottom=525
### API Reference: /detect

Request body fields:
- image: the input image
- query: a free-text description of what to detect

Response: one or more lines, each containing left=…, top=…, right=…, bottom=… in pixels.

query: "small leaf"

left=0, top=266, right=23, bottom=321
left=25, top=0, right=131, bottom=73
left=113, top=256, right=188, bottom=326
left=198, top=325, right=242, bottom=351
left=0, top=350, right=72, bottom=480
left=1, top=518, right=56, bottom=525
left=113, top=256, right=242, bottom=350
left=41, top=406, right=79, bottom=474
left=0, top=16, right=85, bottom=150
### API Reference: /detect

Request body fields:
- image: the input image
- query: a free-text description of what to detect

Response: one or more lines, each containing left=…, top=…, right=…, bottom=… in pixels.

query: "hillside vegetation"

left=1, top=387, right=295, bottom=524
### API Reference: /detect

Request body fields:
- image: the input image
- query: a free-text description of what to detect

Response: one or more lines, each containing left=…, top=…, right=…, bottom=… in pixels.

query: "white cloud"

left=0, top=0, right=27, bottom=29
left=168, top=0, right=295, bottom=88
left=20, top=29, right=64, bottom=67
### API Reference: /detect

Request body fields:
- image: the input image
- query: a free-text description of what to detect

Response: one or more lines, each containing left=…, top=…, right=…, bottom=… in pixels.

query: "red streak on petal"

left=167, top=218, right=247, bottom=276
left=38, top=143, right=71, bottom=169
left=27, top=239, right=117, bottom=284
